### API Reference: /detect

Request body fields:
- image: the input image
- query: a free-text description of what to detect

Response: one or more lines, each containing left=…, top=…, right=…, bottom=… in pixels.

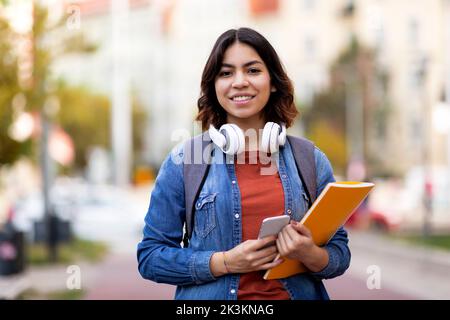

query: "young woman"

left=137, top=27, right=350, bottom=300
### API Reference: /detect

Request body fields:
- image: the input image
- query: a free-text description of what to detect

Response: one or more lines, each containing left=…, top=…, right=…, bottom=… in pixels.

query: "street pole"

left=345, top=65, right=365, bottom=180
left=40, top=110, right=57, bottom=262
left=111, top=0, right=132, bottom=186
left=30, top=2, right=57, bottom=262
left=445, top=0, right=450, bottom=208
left=418, top=55, right=433, bottom=238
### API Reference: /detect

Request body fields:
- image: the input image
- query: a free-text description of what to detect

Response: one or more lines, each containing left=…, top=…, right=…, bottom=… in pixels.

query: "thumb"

left=291, top=221, right=312, bottom=237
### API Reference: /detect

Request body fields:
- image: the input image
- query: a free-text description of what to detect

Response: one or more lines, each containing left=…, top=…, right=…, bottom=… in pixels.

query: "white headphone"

left=208, top=122, right=287, bottom=155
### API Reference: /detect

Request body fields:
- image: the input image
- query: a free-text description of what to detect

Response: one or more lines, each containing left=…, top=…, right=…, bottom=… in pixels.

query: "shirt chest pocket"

left=194, top=193, right=218, bottom=238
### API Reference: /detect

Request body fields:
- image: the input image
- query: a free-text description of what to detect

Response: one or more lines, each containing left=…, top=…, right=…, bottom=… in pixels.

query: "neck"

left=226, top=115, right=265, bottom=152
left=227, top=119, right=265, bottom=133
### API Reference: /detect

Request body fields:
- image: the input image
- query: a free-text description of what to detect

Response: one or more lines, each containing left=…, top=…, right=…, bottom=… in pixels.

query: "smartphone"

left=258, top=215, right=291, bottom=239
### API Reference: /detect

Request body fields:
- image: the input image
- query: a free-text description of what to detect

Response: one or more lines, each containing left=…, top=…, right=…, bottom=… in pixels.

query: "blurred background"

left=1, top=0, right=450, bottom=300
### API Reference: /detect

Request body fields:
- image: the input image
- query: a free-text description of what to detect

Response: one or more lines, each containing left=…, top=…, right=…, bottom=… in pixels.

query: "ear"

left=271, top=86, right=277, bottom=92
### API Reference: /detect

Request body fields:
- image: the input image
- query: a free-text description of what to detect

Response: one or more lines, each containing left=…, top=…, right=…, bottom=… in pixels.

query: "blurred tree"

left=301, top=38, right=392, bottom=178
left=0, top=3, right=96, bottom=168
left=0, top=3, right=146, bottom=174
left=55, top=83, right=109, bottom=170
left=301, top=90, right=347, bottom=174
left=55, top=82, right=147, bottom=172
left=0, top=14, right=32, bottom=165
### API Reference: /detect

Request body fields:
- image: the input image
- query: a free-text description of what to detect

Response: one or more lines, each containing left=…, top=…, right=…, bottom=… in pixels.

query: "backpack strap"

left=183, top=132, right=212, bottom=247
left=286, top=135, right=317, bottom=206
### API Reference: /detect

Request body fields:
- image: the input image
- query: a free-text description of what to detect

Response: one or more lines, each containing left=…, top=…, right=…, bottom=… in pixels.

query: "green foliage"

left=389, top=234, right=450, bottom=251
left=0, top=3, right=97, bottom=167
left=309, top=120, right=347, bottom=174
left=301, top=85, right=347, bottom=175
left=1, top=3, right=147, bottom=174
left=0, top=15, right=27, bottom=165
left=301, top=38, right=392, bottom=178
left=18, top=288, right=85, bottom=300
left=54, top=82, right=147, bottom=172
left=131, top=95, right=147, bottom=167
left=27, top=237, right=109, bottom=266
left=55, top=83, right=111, bottom=169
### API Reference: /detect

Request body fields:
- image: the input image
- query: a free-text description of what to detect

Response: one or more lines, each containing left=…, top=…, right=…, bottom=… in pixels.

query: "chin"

left=228, top=107, right=264, bottom=119
left=229, top=112, right=260, bottom=120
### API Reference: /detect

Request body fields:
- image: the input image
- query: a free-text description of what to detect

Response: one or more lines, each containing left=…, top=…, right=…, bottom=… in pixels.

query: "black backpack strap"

left=286, top=135, right=317, bottom=206
left=183, top=132, right=212, bottom=247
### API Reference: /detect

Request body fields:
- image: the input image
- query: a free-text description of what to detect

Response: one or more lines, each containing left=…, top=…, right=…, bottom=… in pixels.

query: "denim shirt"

left=137, top=136, right=351, bottom=300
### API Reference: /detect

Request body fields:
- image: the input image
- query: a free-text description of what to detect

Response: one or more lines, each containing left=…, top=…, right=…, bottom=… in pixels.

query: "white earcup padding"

left=279, top=123, right=287, bottom=146
left=261, top=122, right=282, bottom=153
left=210, top=122, right=286, bottom=154
left=221, top=123, right=245, bottom=155
left=209, top=124, right=226, bottom=149
left=209, top=124, right=245, bottom=155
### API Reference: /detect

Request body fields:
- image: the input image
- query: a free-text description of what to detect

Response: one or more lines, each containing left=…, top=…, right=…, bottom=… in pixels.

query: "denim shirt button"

left=234, top=214, right=239, bottom=219
left=231, top=180, right=236, bottom=184
left=287, top=209, right=292, bottom=214
left=281, top=174, right=287, bottom=179
left=230, top=289, right=236, bottom=294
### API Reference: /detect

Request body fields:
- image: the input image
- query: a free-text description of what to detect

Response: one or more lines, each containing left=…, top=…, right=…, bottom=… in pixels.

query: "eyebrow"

left=220, top=60, right=263, bottom=68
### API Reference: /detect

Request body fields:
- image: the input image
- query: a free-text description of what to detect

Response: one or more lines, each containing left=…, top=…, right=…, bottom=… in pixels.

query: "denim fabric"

left=137, top=136, right=351, bottom=300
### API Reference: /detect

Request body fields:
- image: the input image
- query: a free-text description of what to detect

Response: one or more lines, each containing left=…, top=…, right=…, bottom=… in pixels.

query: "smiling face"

left=214, top=41, right=275, bottom=130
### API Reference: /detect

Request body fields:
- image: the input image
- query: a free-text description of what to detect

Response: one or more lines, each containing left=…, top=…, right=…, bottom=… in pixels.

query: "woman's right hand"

left=223, top=236, right=283, bottom=274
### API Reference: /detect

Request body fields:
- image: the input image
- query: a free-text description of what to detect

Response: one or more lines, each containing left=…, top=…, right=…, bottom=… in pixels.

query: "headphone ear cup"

left=220, top=124, right=245, bottom=155
left=268, top=122, right=281, bottom=153
left=261, top=122, right=284, bottom=153
left=261, top=122, right=275, bottom=153
left=278, top=123, right=287, bottom=146
left=209, top=124, right=226, bottom=150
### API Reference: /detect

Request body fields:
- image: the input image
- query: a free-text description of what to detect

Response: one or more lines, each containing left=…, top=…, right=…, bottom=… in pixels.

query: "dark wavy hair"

left=196, top=27, right=298, bottom=131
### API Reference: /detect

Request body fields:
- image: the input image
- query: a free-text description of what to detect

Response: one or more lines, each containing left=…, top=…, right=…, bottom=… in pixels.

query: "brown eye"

left=248, top=68, right=261, bottom=74
left=219, top=70, right=232, bottom=77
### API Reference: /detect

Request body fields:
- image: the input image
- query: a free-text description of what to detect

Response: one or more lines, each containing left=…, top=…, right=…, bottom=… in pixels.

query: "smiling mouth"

left=230, top=95, right=255, bottom=104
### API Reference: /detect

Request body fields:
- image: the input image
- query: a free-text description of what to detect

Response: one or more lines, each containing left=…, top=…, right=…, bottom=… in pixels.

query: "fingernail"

left=291, top=220, right=298, bottom=225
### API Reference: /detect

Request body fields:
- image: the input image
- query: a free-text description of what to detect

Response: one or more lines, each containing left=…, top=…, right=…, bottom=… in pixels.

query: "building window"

left=408, top=18, right=419, bottom=48
left=304, top=36, right=316, bottom=60
left=248, top=0, right=279, bottom=16
left=303, top=0, right=316, bottom=10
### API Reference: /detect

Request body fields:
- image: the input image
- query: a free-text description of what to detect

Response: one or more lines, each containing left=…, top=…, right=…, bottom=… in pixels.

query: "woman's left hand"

left=276, top=220, right=329, bottom=272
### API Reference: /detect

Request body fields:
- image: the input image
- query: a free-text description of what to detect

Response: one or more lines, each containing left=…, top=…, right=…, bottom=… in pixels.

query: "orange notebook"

left=263, top=181, right=375, bottom=280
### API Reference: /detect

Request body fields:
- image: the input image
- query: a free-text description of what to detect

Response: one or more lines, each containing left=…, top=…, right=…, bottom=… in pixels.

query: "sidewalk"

left=0, top=259, right=101, bottom=299
left=3, top=228, right=450, bottom=299
left=342, top=229, right=450, bottom=299
left=83, top=228, right=450, bottom=300
left=83, top=250, right=175, bottom=300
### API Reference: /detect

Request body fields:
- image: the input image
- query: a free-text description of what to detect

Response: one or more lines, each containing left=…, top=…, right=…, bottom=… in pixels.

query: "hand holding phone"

left=258, top=215, right=291, bottom=239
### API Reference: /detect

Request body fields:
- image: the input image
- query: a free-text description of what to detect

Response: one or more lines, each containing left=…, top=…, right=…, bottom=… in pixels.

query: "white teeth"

left=232, top=96, right=253, bottom=101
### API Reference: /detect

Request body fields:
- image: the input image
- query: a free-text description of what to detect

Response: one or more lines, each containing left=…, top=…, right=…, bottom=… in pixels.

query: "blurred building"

left=50, top=0, right=450, bottom=183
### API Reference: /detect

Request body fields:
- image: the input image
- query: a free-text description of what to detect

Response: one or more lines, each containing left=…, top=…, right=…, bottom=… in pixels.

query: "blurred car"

left=345, top=205, right=401, bottom=232
left=71, top=184, right=145, bottom=245
left=8, top=177, right=89, bottom=237
left=8, top=184, right=78, bottom=242
left=345, top=179, right=408, bottom=232
left=9, top=180, right=147, bottom=247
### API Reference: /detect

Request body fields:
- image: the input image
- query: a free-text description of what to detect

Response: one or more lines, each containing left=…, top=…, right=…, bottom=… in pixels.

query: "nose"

left=232, top=71, right=249, bottom=88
